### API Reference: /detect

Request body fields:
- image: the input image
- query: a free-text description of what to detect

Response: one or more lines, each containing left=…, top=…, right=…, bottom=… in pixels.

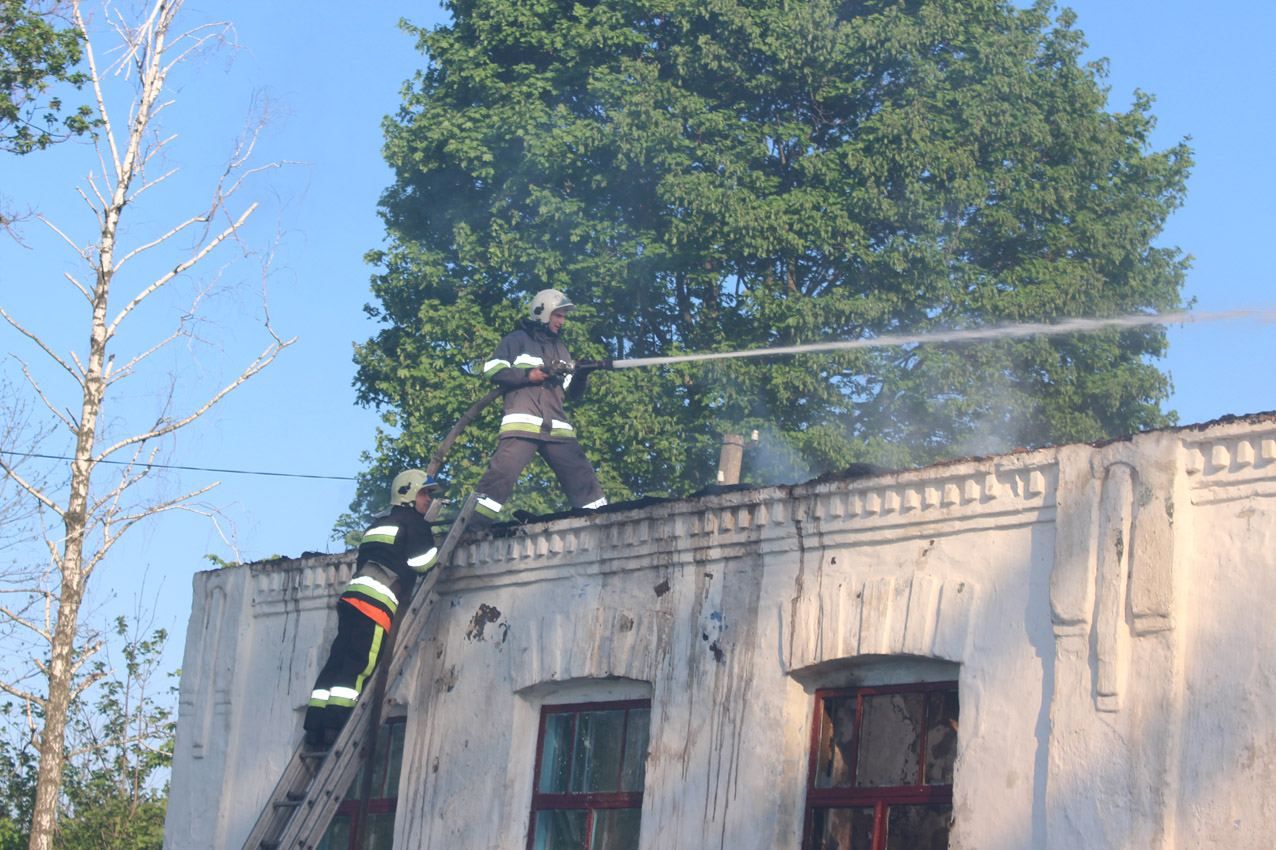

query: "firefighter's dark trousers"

left=475, top=436, right=606, bottom=518
left=303, top=572, right=400, bottom=743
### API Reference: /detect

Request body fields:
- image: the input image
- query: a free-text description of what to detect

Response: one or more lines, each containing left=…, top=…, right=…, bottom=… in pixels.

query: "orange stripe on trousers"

left=342, top=596, right=393, bottom=631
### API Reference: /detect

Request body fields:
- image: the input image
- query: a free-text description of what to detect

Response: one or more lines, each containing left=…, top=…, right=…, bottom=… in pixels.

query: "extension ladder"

left=240, top=492, right=482, bottom=850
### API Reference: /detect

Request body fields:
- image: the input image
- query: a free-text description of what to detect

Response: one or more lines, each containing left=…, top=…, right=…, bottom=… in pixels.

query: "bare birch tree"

left=0, top=1, right=294, bottom=847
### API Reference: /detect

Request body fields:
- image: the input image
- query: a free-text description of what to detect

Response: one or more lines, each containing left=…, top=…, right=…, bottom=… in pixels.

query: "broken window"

left=317, top=717, right=406, bottom=850
left=528, top=699, right=651, bottom=850
left=805, top=682, right=958, bottom=850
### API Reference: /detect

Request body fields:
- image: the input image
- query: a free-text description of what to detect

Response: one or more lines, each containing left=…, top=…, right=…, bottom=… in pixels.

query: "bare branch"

left=66, top=727, right=166, bottom=760
left=205, top=509, right=243, bottom=565
left=0, top=452, right=61, bottom=516
left=83, top=174, right=107, bottom=214
left=107, top=202, right=258, bottom=335
left=0, top=604, right=52, bottom=643
left=36, top=214, right=90, bottom=263
left=114, top=209, right=211, bottom=271
left=87, top=483, right=218, bottom=578
left=69, top=643, right=104, bottom=680
left=0, top=680, right=46, bottom=708
left=62, top=271, right=92, bottom=303
left=222, top=160, right=286, bottom=205
left=13, top=357, right=78, bottom=431
left=96, top=332, right=294, bottom=461
left=104, top=326, right=185, bottom=384
left=73, top=1, right=122, bottom=179
left=0, top=309, right=85, bottom=384
left=160, top=21, right=232, bottom=74
left=87, top=440, right=158, bottom=517
left=123, top=161, right=178, bottom=208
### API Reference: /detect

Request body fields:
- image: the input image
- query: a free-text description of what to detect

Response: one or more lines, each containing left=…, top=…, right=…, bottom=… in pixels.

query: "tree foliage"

left=0, top=0, right=90, bottom=154
left=0, top=619, right=172, bottom=850
left=350, top=0, right=1191, bottom=523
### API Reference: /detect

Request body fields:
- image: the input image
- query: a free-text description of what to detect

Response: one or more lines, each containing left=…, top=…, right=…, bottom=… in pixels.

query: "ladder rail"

left=240, top=493, right=481, bottom=850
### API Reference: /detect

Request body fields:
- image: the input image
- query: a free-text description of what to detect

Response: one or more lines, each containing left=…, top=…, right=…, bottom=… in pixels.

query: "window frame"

left=321, top=716, right=406, bottom=850
left=802, top=680, right=958, bottom=850
left=526, top=697, right=651, bottom=850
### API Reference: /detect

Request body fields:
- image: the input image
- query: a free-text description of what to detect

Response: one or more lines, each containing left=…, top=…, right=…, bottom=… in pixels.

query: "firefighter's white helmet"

left=389, top=469, right=439, bottom=508
left=529, top=289, right=575, bottom=324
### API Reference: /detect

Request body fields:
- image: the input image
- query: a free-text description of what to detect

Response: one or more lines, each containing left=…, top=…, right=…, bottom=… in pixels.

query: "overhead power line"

left=0, top=451, right=356, bottom=481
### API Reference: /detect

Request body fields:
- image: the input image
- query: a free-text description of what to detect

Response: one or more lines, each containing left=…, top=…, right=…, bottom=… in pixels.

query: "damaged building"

left=164, top=413, right=1276, bottom=850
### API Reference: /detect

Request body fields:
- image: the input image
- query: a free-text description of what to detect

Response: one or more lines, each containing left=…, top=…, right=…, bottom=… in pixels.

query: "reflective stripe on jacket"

left=482, top=321, right=585, bottom=442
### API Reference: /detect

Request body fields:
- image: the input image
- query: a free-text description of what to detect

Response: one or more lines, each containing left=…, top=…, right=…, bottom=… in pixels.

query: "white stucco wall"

left=164, top=414, right=1276, bottom=850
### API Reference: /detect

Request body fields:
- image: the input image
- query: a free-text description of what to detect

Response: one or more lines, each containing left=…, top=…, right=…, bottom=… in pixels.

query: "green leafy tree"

left=350, top=0, right=1191, bottom=524
left=0, top=619, right=173, bottom=850
left=0, top=0, right=90, bottom=154
left=0, top=703, right=37, bottom=850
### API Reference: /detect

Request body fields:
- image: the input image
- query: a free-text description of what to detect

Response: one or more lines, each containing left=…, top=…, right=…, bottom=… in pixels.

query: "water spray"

left=428, top=307, right=1275, bottom=475
left=605, top=307, right=1276, bottom=369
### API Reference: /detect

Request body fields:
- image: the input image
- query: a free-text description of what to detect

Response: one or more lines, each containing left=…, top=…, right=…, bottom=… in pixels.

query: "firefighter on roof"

left=303, top=469, right=439, bottom=746
left=473, top=288, right=607, bottom=522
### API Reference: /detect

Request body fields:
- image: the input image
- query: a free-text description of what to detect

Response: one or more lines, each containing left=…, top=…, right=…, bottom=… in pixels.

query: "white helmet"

left=389, top=469, right=439, bottom=508
left=529, top=289, right=575, bottom=324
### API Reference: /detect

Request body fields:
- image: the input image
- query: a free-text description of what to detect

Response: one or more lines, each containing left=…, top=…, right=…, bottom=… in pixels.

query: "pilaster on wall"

left=167, top=567, right=254, bottom=850
left=165, top=552, right=356, bottom=850
left=1046, top=431, right=1186, bottom=850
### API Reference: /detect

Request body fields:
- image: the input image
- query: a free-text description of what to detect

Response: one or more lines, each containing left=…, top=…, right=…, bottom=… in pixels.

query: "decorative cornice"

left=1182, top=426, right=1276, bottom=498
left=797, top=461, right=1054, bottom=532
left=250, top=554, right=355, bottom=615
left=446, top=457, right=1058, bottom=586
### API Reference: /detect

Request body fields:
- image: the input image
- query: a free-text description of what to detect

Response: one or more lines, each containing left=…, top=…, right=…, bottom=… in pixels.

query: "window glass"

left=382, top=722, right=406, bottom=797
left=539, top=712, right=574, bottom=794
left=591, top=808, right=642, bottom=850
left=531, top=700, right=649, bottom=850
left=855, top=692, right=923, bottom=788
left=320, top=718, right=406, bottom=850
left=809, top=807, right=875, bottom=850
left=532, top=809, right=587, bottom=850
left=924, top=690, right=959, bottom=785
left=885, top=804, right=951, bottom=850
left=814, top=695, right=857, bottom=789
left=620, top=708, right=650, bottom=793
left=571, top=709, right=626, bottom=793
left=317, top=813, right=351, bottom=850
left=805, top=683, right=957, bottom=850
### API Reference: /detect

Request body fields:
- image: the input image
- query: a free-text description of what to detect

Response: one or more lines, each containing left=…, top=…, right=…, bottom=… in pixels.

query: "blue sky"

left=1, top=0, right=1273, bottom=676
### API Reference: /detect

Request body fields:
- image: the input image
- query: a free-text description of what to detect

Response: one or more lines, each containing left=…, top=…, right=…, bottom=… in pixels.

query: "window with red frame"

left=804, top=682, right=958, bottom=850
left=317, top=718, right=406, bottom=850
left=527, top=699, right=651, bottom=850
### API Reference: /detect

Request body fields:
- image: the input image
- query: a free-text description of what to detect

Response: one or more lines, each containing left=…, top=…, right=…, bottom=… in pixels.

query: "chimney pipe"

left=716, top=434, right=745, bottom=485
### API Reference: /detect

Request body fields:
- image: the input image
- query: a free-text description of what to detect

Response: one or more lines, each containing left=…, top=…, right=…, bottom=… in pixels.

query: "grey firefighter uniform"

left=474, top=320, right=606, bottom=520
left=303, top=504, right=437, bottom=743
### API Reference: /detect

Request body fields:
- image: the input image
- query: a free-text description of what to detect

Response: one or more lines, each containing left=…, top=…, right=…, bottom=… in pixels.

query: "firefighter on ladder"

left=303, top=470, right=439, bottom=746
left=473, top=288, right=608, bottom=523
